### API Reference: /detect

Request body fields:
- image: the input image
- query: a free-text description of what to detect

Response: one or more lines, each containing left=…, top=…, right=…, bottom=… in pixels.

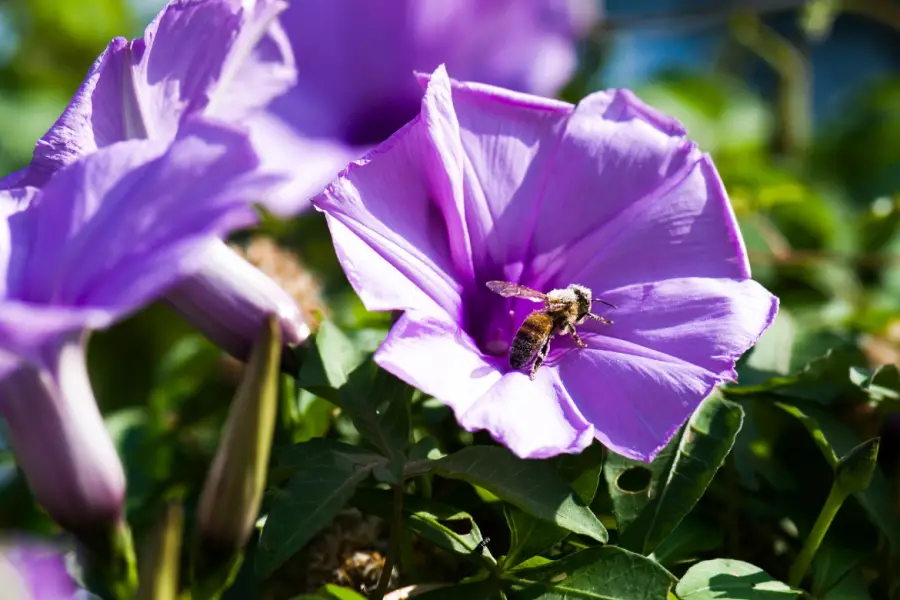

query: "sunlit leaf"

left=506, top=546, right=675, bottom=599
left=676, top=559, right=801, bottom=599
left=433, top=446, right=607, bottom=544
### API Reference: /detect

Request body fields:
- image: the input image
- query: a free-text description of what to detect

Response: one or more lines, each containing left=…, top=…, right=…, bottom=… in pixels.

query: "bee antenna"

left=593, top=298, right=616, bottom=309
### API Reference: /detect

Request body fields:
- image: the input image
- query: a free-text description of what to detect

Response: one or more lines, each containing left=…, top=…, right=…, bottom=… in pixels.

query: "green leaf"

left=730, top=345, right=869, bottom=404
left=650, top=513, right=724, bottom=568
left=350, top=488, right=492, bottom=562
left=740, top=310, right=797, bottom=384
left=255, top=440, right=386, bottom=576
left=504, top=444, right=605, bottom=567
left=773, top=400, right=900, bottom=552
left=675, top=559, right=802, bottom=599
left=433, top=446, right=607, bottom=543
left=505, top=546, right=675, bottom=599
left=409, top=581, right=499, bottom=600
left=296, top=320, right=365, bottom=399
left=850, top=364, right=900, bottom=405
left=339, top=359, right=411, bottom=474
left=606, top=394, right=743, bottom=555
left=316, top=585, right=368, bottom=600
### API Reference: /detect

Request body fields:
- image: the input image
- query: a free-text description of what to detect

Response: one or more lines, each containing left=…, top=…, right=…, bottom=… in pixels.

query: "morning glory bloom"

left=1, top=0, right=308, bottom=361
left=254, top=0, right=598, bottom=207
left=0, top=540, right=78, bottom=600
left=0, top=120, right=279, bottom=531
left=314, top=67, right=778, bottom=461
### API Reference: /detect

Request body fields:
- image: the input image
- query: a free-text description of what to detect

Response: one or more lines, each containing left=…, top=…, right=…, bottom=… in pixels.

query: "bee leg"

left=587, top=313, right=613, bottom=325
left=530, top=339, right=552, bottom=380
left=565, top=324, right=588, bottom=349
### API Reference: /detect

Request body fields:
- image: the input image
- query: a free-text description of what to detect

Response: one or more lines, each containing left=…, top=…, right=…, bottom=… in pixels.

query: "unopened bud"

left=835, top=437, right=880, bottom=495
left=196, top=316, right=281, bottom=553
left=137, top=501, right=184, bottom=600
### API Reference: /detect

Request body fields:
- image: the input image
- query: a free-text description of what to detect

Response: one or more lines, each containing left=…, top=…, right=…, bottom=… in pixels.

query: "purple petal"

left=535, top=155, right=750, bottom=293
left=598, top=278, right=779, bottom=380
left=140, top=0, right=294, bottom=127
left=1, top=540, right=78, bottom=600
left=15, top=0, right=293, bottom=187
left=0, top=340, right=125, bottom=533
left=276, top=0, right=594, bottom=147
left=164, top=238, right=310, bottom=361
left=0, top=302, right=113, bottom=365
left=419, top=69, right=574, bottom=281
left=558, top=340, right=720, bottom=461
left=375, top=312, right=592, bottom=458
left=315, top=114, right=464, bottom=319
left=556, top=278, right=777, bottom=461
left=243, top=111, right=359, bottom=216
left=17, top=119, right=270, bottom=313
left=523, top=89, right=709, bottom=286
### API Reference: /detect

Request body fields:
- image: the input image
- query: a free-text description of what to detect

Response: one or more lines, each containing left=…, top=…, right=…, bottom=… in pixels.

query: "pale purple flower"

left=0, top=539, right=78, bottom=600
left=0, top=120, right=279, bottom=530
left=314, top=67, right=778, bottom=461
left=253, top=0, right=599, bottom=208
left=1, top=0, right=308, bottom=360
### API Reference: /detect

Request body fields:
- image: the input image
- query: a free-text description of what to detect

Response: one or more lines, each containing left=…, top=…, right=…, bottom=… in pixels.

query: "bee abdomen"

left=509, top=312, right=552, bottom=369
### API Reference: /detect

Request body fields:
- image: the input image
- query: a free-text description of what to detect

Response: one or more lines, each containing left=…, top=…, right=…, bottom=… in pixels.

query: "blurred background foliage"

left=3, top=0, right=900, bottom=598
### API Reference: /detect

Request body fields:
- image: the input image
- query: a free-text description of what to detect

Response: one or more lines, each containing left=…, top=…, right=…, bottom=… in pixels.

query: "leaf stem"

left=787, top=482, right=847, bottom=587
left=372, top=484, right=404, bottom=600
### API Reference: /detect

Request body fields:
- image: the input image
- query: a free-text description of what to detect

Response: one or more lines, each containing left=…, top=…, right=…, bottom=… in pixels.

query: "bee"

left=486, top=280, right=615, bottom=380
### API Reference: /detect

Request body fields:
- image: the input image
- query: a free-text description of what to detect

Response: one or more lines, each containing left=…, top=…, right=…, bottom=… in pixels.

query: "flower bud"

left=196, top=315, right=281, bottom=553
left=137, top=501, right=183, bottom=600
left=0, top=340, right=125, bottom=535
left=835, top=437, right=880, bottom=495
left=164, top=238, right=309, bottom=362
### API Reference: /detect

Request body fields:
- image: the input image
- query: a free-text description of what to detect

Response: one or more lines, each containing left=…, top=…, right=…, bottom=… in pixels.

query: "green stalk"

left=371, top=484, right=405, bottom=600
left=787, top=482, right=847, bottom=587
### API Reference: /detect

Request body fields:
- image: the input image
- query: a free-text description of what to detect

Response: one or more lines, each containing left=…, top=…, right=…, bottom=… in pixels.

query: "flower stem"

left=787, top=482, right=847, bottom=587
left=372, top=484, right=404, bottom=600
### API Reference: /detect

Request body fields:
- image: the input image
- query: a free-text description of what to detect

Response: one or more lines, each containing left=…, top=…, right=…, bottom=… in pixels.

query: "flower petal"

left=0, top=302, right=113, bottom=364
left=1, top=541, right=79, bottom=600
left=374, top=312, right=592, bottom=458
left=315, top=118, right=464, bottom=319
left=543, top=155, right=751, bottom=292
left=14, top=0, right=293, bottom=188
left=559, top=338, right=721, bottom=461
left=0, top=341, right=125, bottom=533
left=596, top=277, right=778, bottom=380
left=421, top=69, right=573, bottom=283
left=524, top=89, right=707, bottom=286
left=17, top=119, right=273, bottom=317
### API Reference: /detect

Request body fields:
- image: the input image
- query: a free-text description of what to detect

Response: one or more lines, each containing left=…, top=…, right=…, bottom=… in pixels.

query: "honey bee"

left=486, top=280, right=615, bottom=380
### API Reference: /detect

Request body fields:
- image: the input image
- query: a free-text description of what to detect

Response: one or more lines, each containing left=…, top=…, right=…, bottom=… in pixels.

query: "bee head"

left=568, top=284, right=592, bottom=316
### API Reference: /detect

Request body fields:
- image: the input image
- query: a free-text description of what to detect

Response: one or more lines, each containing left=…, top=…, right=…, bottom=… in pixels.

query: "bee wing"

left=485, top=281, right=547, bottom=303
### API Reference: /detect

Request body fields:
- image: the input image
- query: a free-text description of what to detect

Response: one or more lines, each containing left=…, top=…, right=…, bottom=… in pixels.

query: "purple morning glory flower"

left=0, top=120, right=280, bottom=530
left=0, top=539, right=78, bottom=600
left=253, top=0, right=598, bottom=208
left=313, top=67, right=778, bottom=461
left=1, top=0, right=308, bottom=360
